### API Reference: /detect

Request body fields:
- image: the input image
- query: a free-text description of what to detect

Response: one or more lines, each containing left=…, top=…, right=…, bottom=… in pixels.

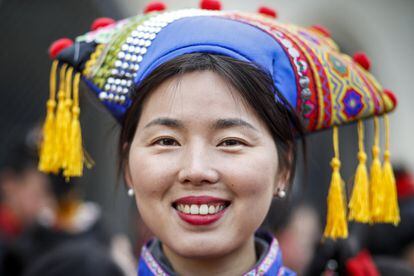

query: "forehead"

left=138, top=70, right=260, bottom=125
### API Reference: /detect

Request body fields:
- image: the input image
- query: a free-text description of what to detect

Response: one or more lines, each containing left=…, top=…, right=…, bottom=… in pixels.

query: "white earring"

left=127, top=188, right=135, bottom=197
left=276, top=188, right=286, bottom=198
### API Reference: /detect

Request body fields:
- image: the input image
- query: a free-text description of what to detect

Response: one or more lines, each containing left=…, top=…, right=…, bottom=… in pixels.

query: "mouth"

left=172, top=196, right=231, bottom=225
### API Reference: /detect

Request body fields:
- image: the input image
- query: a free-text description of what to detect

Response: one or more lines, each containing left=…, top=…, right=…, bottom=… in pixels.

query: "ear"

left=122, top=143, right=133, bottom=190
left=273, top=147, right=294, bottom=195
left=273, top=168, right=291, bottom=195
left=123, top=161, right=133, bottom=188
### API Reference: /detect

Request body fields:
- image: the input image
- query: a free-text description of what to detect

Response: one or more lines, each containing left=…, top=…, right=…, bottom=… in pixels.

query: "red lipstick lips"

left=173, top=196, right=230, bottom=226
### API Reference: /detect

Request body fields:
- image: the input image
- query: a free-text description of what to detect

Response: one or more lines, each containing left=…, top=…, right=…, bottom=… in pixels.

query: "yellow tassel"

left=382, top=115, right=400, bottom=225
left=51, top=63, right=68, bottom=172
left=38, top=60, right=59, bottom=173
left=370, top=117, right=386, bottom=222
left=323, top=126, right=348, bottom=239
left=61, top=67, right=74, bottom=170
left=348, top=120, right=371, bottom=223
left=64, top=73, right=84, bottom=178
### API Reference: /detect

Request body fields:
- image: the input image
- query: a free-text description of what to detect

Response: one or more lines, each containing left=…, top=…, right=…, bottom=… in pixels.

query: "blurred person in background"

left=362, top=164, right=414, bottom=274
left=0, top=138, right=55, bottom=274
left=3, top=176, right=136, bottom=276
left=23, top=240, right=126, bottom=276
left=0, top=128, right=136, bottom=276
left=0, top=143, right=53, bottom=241
left=305, top=164, right=414, bottom=275
left=276, top=204, right=321, bottom=275
left=305, top=229, right=414, bottom=276
left=264, top=200, right=321, bottom=275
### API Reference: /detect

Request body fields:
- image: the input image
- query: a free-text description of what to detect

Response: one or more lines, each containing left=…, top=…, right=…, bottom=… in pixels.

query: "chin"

left=163, top=232, right=241, bottom=259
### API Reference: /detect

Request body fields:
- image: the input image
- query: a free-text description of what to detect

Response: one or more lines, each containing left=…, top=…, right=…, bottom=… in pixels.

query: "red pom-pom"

left=144, top=1, right=167, bottom=13
left=90, top=17, right=115, bottom=31
left=396, top=172, right=414, bottom=199
left=48, top=38, right=73, bottom=59
left=346, top=250, right=380, bottom=276
left=200, top=0, right=222, bottom=10
left=258, top=6, right=277, bottom=18
left=353, top=52, right=371, bottom=71
left=310, top=24, right=331, bottom=38
left=384, top=89, right=398, bottom=107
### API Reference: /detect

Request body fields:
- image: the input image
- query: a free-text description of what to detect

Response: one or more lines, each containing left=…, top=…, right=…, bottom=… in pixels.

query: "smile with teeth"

left=175, top=204, right=226, bottom=215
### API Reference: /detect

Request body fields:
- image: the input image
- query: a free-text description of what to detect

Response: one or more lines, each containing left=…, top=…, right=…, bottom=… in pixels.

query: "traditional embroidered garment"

left=38, top=0, right=399, bottom=241
left=138, top=232, right=295, bottom=276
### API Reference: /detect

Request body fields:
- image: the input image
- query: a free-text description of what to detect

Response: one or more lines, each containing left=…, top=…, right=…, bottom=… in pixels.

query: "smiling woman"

left=120, top=54, right=303, bottom=275
left=37, top=1, right=398, bottom=275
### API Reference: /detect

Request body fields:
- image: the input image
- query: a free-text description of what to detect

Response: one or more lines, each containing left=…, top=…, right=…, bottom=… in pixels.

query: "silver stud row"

left=273, top=30, right=310, bottom=100
left=273, top=30, right=312, bottom=125
left=99, top=9, right=222, bottom=105
left=225, top=14, right=313, bottom=122
left=98, top=92, right=127, bottom=103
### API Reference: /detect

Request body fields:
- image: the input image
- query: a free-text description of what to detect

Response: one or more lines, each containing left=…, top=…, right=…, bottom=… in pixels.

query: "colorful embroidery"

left=139, top=235, right=291, bottom=276
left=342, top=89, right=364, bottom=118
left=70, top=9, right=396, bottom=130
left=278, top=25, right=332, bottom=130
left=224, top=13, right=318, bottom=130
left=141, top=245, right=169, bottom=276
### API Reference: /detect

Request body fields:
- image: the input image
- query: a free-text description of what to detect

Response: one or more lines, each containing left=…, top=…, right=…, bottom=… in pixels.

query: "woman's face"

left=125, top=71, right=281, bottom=258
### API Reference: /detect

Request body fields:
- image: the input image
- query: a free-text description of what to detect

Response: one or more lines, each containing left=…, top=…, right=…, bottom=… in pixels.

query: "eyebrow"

left=144, top=117, right=258, bottom=132
left=213, top=118, right=258, bottom=132
left=144, top=117, right=185, bottom=129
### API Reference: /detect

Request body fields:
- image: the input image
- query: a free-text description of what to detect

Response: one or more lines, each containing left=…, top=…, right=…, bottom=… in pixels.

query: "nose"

left=177, top=142, right=219, bottom=185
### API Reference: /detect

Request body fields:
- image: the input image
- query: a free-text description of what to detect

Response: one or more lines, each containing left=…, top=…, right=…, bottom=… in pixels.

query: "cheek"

left=221, top=150, right=278, bottom=225
left=223, top=150, right=278, bottom=196
left=234, top=167, right=274, bottom=217
left=128, top=152, right=176, bottom=232
left=128, top=150, right=176, bottom=201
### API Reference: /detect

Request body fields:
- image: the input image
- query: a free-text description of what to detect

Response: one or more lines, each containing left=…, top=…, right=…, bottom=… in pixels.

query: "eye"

left=152, top=137, right=180, bottom=146
left=218, top=138, right=246, bottom=147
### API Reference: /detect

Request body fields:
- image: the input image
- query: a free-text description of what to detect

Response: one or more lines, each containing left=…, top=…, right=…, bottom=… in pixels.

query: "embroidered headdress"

left=38, top=0, right=399, bottom=239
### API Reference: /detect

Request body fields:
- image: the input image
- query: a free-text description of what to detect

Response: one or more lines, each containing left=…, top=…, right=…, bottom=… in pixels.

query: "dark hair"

left=1, top=143, right=38, bottom=175
left=118, top=53, right=305, bottom=187
left=23, top=241, right=124, bottom=276
left=0, top=138, right=74, bottom=201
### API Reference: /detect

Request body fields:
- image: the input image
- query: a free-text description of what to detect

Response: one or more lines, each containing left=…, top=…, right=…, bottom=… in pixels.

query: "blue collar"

left=137, top=232, right=296, bottom=276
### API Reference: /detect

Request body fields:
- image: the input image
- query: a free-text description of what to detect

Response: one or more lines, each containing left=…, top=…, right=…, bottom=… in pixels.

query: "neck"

left=162, top=236, right=256, bottom=276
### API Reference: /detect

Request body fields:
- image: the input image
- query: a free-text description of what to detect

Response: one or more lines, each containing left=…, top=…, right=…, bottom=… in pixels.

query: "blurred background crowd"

left=0, top=0, right=413, bottom=275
